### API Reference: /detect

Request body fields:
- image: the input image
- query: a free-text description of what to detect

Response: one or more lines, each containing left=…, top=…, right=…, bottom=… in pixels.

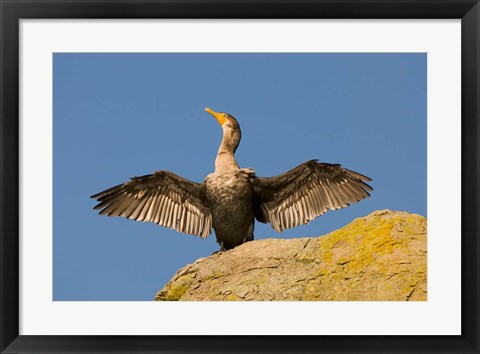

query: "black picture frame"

left=1, top=1, right=478, bottom=353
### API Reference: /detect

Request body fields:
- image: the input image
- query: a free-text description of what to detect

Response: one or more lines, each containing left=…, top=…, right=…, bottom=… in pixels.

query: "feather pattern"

left=252, top=160, right=372, bottom=232
left=91, top=171, right=212, bottom=238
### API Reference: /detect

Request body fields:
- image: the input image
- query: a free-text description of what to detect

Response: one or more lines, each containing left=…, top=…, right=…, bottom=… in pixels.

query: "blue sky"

left=53, top=53, right=426, bottom=300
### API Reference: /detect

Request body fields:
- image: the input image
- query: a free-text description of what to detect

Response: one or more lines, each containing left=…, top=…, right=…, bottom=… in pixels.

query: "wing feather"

left=91, top=171, right=212, bottom=238
left=252, top=160, right=372, bottom=232
left=157, top=195, right=167, bottom=224
left=137, top=196, right=153, bottom=222
left=145, top=194, right=158, bottom=221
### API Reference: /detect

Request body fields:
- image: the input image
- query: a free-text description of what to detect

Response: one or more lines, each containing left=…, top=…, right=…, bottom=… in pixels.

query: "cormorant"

left=91, top=108, right=373, bottom=251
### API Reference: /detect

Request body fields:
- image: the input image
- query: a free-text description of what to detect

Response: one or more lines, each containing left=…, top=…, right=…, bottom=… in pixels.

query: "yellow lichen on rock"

left=155, top=272, right=195, bottom=301
left=154, top=210, right=427, bottom=301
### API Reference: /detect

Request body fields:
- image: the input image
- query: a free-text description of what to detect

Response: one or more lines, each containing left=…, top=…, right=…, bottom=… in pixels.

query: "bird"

left=91, top=107, right=373, bottom=251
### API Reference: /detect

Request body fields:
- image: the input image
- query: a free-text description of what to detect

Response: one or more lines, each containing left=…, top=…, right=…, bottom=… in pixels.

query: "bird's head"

left=205, top=107, right=241, bottom=152
left=205, top=107, right=240, bottom=130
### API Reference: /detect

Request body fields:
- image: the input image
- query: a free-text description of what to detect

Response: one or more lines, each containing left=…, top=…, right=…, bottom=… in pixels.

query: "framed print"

left=1, top=0, right=479, bottom=353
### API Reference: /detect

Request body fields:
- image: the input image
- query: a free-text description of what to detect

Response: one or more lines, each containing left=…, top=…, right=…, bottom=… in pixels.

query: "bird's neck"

left=215, top=132, right=240, bottom=174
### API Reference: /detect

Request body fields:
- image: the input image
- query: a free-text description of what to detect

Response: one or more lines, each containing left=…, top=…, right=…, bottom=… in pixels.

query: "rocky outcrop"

left=154, top=210, right=427, bottom=301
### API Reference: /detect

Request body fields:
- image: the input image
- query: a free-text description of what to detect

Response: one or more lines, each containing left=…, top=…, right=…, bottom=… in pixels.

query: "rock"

left=154, top=210, right=427, bottom=301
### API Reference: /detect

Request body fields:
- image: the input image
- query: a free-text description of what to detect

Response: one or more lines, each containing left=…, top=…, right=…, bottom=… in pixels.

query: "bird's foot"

left=211, top=241, right=225, bottom=255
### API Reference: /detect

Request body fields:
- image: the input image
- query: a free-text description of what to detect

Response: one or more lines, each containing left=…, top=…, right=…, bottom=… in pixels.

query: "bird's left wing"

left=252, top=160, right=372, bottom=232
left=91, top=171, right=212, bottom=238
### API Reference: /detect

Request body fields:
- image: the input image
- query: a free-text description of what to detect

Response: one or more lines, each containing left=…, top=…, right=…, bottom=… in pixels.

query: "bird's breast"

left=204, top=172, right=254, bottom=205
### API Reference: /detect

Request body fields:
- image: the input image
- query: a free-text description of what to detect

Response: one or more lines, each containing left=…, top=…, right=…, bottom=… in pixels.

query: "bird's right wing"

left=91, top=171, right=212, bottom=238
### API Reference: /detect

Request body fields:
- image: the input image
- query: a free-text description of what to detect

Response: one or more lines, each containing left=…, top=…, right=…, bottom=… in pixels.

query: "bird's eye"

left=223, top=114, right=227, bottom=118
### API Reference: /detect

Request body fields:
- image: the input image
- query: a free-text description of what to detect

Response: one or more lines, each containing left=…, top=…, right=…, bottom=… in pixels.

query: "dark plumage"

left=91, top=108, right=373, bottom=251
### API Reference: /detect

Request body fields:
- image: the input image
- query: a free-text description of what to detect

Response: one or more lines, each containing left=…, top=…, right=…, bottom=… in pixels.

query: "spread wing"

left=252, top=160, right=372, bottom=232
left=91, top=171, right=212, bottom=238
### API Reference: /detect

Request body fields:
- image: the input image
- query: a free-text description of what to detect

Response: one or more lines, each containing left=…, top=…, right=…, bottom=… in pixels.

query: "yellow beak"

left=205, top=107, right=227, bottom=126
